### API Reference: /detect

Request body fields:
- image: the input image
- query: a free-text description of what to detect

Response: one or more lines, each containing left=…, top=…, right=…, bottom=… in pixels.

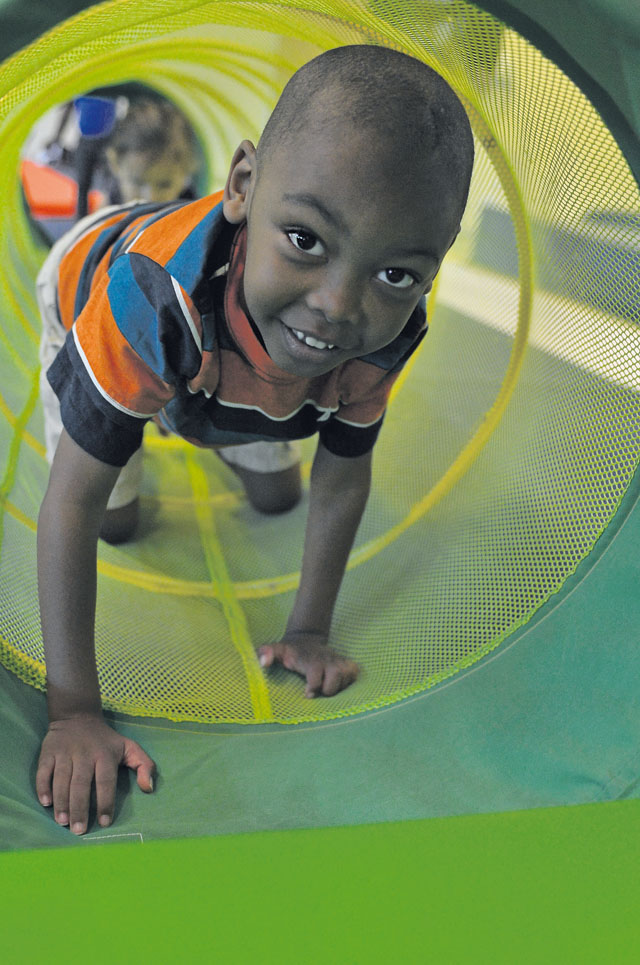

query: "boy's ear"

left=223, top=140, right=257, bottom=224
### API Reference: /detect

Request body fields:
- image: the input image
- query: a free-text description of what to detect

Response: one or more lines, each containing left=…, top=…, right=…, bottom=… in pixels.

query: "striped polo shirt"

left=47, top=192, right=428, bottom=467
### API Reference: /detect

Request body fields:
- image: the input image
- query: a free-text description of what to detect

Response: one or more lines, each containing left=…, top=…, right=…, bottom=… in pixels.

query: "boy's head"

left=105, top=98, right=198, bottom=203
left=223, top=45, right=474, bottom=377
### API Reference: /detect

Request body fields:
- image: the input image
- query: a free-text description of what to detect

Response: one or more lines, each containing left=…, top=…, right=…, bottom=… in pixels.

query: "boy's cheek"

left=245, top=260, right=290, bottom=314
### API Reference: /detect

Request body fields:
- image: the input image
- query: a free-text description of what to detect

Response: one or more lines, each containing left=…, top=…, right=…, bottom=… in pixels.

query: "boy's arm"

left=36, top=429, right=155, bottom=834
left=258, top=440, right=371, bottom=697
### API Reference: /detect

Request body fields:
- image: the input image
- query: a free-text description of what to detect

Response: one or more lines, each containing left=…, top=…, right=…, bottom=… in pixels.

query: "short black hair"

left=258, top=44, right=474, bottom=219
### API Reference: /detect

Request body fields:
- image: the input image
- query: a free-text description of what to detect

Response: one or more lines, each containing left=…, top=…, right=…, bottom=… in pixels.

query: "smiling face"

left=223, top=123, right=462, bottom=378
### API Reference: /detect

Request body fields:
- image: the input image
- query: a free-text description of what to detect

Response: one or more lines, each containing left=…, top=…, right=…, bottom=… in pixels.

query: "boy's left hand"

left=258, top=632, right=359, bottom=698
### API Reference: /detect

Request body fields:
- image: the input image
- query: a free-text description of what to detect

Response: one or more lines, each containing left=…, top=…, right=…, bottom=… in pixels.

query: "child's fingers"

left=343, top=659, right=359, bottom=687
left=51, top=757, right=73, bottom=826
left=257, top=644, right=275, bottom=668
left=259, top=643, right=295, bottom=670
left=304, top=663, right=325, bottom=698
left=35, top=752, right=55, bottom=807
left=68, top=760, right=95, bottom=835
left=122, top=738, right=156, bottom=793
left=94, top=754, right=119, bottom=828
left=260, top=642, right=359, bottom=697
left=320, top=662, right=344, bottom=697
left=134, top=761, right=156, bottom=794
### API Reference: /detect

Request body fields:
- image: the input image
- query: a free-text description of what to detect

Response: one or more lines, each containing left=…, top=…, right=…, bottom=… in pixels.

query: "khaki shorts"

left=37, top=209, right=300, bottom=511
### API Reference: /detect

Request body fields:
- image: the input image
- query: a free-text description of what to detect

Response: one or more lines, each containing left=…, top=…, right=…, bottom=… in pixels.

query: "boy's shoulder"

left=122, top=190, right=232, bottom=282
left=103, top=191, right=238, bottom=326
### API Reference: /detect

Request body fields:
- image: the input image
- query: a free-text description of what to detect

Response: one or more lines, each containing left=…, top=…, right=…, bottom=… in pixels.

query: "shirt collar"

left=224, top=223, right=302, bottom=383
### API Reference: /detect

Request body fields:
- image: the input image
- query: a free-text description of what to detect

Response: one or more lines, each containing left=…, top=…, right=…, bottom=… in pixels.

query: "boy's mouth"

left=290, top=327, right=335, bottom=351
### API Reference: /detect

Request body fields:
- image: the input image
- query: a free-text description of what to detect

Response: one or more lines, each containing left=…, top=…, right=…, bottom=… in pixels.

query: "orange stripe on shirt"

left=74, top=274, right=175, bottom=415
left=125, top=191, right=225, bottom=265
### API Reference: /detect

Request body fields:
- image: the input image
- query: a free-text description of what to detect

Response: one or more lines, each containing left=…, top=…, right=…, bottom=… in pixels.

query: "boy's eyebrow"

left=391, top=245, right=439, bottom=262
left=282, top=193, right=348, bottom=233
left=281, top=192, right=439, bottom=262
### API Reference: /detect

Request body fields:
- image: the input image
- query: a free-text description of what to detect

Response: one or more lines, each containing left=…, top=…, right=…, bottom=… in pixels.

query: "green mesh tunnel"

left=0, top=0, right=639, bottom=730
left=2, top=1, right=640, bottom=949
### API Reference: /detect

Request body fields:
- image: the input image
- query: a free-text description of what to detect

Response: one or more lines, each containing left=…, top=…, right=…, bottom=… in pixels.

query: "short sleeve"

left=47, top=339, right=147, bottom=467
left=47, top=252, right=204, bottom=466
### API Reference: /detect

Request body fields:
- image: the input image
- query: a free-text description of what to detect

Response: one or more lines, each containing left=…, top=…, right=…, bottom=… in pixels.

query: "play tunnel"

left=1, top=0, right=640, bottom=910
left=2, top=0, right=638, bottom=726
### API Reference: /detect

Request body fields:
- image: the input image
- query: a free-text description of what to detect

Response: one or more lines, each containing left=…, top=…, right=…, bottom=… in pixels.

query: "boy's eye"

left=287, top=230, right=324, bottom=256
left=377, top=268, right=415, bottom=289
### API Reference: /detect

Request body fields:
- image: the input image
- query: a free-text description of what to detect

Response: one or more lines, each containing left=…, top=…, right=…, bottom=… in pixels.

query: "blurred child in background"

left=21, top=87, right=202, bottom=242
left=76, top=94, right=200, bottom=215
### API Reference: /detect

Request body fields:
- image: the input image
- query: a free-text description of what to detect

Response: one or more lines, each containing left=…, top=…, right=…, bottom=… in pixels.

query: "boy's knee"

left=235, top=465, right=302, bottom=515
left=99, top=498, right=140, bottom=544
left=251, top=484, right=301, bottom=515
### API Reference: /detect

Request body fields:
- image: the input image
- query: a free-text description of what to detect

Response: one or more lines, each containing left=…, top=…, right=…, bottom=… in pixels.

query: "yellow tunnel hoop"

left=0, top=0, right=638, bottom=724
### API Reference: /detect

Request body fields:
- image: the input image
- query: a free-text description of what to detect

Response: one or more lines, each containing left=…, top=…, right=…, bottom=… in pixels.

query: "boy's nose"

left=305, top=269, right=362, bottom=326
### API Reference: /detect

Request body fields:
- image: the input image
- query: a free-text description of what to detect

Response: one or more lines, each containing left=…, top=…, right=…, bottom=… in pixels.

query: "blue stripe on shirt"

left=106, top=253, right=202, bottom=383
left=166, top=202, right=230, bottom=293
left=73, top=202, right=170, bottom=321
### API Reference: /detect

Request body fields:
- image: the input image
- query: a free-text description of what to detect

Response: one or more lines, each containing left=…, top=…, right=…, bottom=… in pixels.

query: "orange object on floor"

left=20, top=159, right=105, bottom=218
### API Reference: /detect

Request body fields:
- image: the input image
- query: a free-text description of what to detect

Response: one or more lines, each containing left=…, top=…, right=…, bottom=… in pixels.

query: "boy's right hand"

left=36, top=715, right=156, bottom=835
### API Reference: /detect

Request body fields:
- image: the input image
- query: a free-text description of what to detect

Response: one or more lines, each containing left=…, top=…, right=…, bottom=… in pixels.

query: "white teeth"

left=292, top=328, right=334, bottom=350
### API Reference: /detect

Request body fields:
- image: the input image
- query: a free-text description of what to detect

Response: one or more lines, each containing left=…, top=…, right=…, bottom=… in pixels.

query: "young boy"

left=35, top=44, right=474, bottom=835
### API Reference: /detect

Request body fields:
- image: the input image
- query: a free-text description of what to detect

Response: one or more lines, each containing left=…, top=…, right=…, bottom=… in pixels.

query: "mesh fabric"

left=0, top=0, right=638, bottom=723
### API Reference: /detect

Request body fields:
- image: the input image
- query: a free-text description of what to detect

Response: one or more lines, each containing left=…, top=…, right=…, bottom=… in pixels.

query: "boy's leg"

left=217, top=441, right=302, bottom=514
left=96, top=450, right=143, bottom=544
